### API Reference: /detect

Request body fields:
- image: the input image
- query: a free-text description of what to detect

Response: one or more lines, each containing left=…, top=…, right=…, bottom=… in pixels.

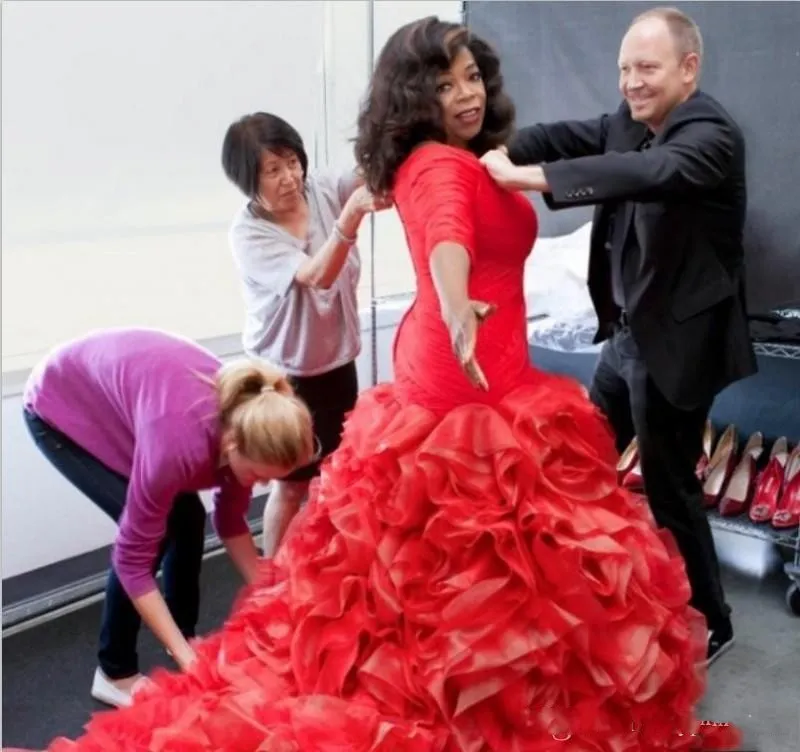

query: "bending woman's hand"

left=132, top=589, right=198, bottom=671
left=444, top=300, right=496, bottom=391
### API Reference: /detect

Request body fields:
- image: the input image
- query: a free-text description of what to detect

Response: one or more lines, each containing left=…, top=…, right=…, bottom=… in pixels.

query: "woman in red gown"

left=32, top=16, right=741, bottom=752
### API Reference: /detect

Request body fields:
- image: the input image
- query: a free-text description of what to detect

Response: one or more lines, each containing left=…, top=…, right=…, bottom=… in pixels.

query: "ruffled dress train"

left=41, top=378, right=741, bottom=751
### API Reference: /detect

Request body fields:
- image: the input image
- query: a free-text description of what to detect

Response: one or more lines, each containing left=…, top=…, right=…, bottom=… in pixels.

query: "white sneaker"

left=90, top=667, right=143, bottom=708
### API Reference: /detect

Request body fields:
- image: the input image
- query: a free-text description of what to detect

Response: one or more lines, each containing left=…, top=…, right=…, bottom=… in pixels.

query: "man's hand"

left=481, top=149, right=549, bottom=192
left=480, top=149, right=519, bottom=187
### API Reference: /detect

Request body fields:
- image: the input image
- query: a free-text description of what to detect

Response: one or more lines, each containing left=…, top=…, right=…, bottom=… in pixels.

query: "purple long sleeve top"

left=23, top=328, right=253, bottom=599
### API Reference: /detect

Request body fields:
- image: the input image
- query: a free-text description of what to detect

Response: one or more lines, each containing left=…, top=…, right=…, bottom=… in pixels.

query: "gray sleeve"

left=229, top=216, right=305, bottom=298
left=336, top=169, right=361, bottom=207
left=325, top=171, right=363, bottom=286
left=314, top=168, right=361, bottom=215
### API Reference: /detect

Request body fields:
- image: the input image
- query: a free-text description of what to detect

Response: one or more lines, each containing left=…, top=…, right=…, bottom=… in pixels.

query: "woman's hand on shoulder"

left=329, top=185, right=394, bottom=256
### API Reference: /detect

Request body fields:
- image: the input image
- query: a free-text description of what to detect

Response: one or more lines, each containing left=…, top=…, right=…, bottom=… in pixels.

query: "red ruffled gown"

left=34, top=144, right=741, bottom=751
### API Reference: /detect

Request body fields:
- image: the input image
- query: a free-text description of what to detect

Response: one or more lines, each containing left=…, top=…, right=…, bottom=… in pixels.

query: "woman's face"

left=436, top=46, right=487, bottom=148
left=226, top=444, right=292, bottom=487
left=256, top=149, right=304, bottom=215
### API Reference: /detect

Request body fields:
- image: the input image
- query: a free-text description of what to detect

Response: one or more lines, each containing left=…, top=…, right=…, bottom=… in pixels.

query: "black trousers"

left=24, top=409, right=207, bottom=678
left=589, top=326, right=731, bottom=631
left=283, top=360, right=359, bottom=482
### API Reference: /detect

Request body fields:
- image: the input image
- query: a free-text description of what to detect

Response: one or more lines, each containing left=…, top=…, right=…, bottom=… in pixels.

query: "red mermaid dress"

left=38, top=143, right=741, bottom=751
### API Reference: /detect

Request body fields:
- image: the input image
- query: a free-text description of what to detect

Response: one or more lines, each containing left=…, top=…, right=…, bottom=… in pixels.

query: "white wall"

left=1, top=1, right=323, bottom=372
left=1, top=0, right=461, bottom=375
left=1, top=0, right=461, bottom=580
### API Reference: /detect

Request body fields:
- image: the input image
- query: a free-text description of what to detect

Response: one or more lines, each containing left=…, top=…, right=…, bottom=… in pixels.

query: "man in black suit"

left=481, top=6, right=756, bottom=665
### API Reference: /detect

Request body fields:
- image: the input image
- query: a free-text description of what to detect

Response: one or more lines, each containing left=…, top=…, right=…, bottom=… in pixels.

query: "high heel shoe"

left=749, top=437, right=789, bottom=523
left=617, top=436, right=639, bottom=485
left=702, top=424, right=738, bottom=508
left=772, top=443, right=800, bottom=530
left=622, top=456, right=644, bottom=492
left=622, top=459, right=644, bottom=493
left=695, top=419, right=716, bottom=481
left=718, top=432, right=763, bottom=517
left=617, top=437, right=645, bottom=492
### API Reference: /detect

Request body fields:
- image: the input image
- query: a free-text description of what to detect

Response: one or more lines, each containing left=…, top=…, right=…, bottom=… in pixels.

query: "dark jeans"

left=23, top=409, right=207, bottom=678
left=589, top=327, right=731, bottom=631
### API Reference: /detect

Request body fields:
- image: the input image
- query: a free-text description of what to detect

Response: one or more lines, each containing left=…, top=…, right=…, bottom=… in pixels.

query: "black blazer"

left=509, top=91, right=757, bottom=410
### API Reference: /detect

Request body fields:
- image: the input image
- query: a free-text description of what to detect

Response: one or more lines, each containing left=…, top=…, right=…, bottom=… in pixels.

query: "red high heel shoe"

left=617, top=436, right=639, bottom=485
left=749, top=437, right=789, bottom=523
left=718, top=432, right=763, bottom=517
left=702, top=425, right=738, bottom=508
left=695, top=420, right=716, bottom=481
left=772, top=443, right=800, bottom=529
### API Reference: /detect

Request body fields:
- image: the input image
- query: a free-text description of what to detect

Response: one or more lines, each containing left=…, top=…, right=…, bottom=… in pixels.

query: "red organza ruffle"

left=35, top=378, right=740, bottom=751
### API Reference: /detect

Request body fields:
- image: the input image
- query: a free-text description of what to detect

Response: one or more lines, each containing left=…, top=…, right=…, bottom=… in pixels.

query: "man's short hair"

left=631, top=6, right=704, bottom=60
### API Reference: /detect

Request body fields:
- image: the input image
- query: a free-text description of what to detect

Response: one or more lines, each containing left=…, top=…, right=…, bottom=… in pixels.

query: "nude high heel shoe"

left=702, top=424, right=738, bottom=508
left=695, top=420, right=717, bottom=481
left=718, top=432, right=763, bottom=517
left=621, top=447, right=644, bottom=492
left=617, top=436, right=639, bottom=485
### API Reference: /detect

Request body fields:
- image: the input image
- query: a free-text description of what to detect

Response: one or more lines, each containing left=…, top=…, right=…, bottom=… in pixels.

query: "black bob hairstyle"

left=221, top=112, right=309, bottom=199
left=354, top=16, right=514, bottom=196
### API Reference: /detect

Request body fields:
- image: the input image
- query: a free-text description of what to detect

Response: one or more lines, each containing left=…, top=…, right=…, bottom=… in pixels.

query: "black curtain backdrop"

left=465, top=1, right=800, bottom=314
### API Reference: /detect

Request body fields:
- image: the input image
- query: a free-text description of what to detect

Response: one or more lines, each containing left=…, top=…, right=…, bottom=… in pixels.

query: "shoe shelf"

left=707, top=503, right=800, bottom=617
left=620, top=393, right=800, bottom=614
left=752, top=341, right=800, bottom=359
left=706, top=340, right=800, bottom=614
left=706, top=509, right=800, bottom=618
left=706, top=509, right=800, bottom=549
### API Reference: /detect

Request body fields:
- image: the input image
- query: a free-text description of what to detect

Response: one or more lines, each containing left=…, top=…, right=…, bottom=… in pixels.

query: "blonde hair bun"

left=217, top=360, right=293, bottom=408
left=216, top=358, right=314, bottom=471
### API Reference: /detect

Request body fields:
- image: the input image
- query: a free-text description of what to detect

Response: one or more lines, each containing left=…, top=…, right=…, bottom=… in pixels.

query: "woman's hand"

left=133, top=589, right=198, bottom=673
left=296, top=184, right=392, bottom=288
left=345, top=185, right=393, bottom=219
left=444, top=300, right=496, bottom=390
left=173, top=641, right=198, bottom=672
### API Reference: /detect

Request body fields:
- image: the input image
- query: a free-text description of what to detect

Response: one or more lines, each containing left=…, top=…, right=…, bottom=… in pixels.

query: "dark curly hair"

left=354, top=16, right=514, bottom=196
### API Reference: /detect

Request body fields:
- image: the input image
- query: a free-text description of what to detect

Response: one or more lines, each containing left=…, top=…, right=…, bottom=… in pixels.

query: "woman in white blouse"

left=222, top=112, right=389, bottom=555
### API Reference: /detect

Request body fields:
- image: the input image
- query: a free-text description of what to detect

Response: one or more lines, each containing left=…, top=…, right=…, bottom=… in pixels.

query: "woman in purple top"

left=23, top=327, right=316, bottom=708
